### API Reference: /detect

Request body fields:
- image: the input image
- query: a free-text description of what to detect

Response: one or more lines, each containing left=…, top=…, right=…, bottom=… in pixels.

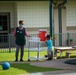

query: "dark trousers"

left=15, top=45, right=24, bottom=60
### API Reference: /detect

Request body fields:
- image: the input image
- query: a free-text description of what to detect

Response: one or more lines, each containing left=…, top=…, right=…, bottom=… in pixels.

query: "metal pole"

left=67, top=32, right=70, bottom=46
left=8, top=34, right=11, bottom=53
left=50, top=0, right=53, bottom=37
left=58, top=6, right=62, bottom=46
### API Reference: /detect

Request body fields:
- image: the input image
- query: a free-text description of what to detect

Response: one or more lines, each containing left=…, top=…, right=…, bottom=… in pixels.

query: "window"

left=0, top=15, right=8, bottom=31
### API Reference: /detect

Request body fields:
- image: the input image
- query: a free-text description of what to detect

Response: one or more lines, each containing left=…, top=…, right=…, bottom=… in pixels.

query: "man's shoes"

left=15, top=59, right=24, bottom=62
left=15, top=59, right=18, bottom=62
left=20, top=59, right=23, bottom=62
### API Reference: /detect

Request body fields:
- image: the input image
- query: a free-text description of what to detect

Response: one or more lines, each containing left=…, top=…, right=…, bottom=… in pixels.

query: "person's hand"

left=29, top=35, right=31, bottom=37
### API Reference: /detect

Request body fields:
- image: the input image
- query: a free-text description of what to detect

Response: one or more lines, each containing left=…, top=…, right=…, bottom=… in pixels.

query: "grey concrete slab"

left=30, top=58, right=76, bottom=70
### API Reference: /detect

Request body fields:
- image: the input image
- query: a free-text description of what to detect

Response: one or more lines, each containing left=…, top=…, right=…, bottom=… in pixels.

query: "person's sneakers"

left=15, top=59, right=18, bottom=62
left=46, top=58, right=52, bottom=61
left=46, top=59, right=50, bottom=61
left=20, top=59, right=23, bottom=62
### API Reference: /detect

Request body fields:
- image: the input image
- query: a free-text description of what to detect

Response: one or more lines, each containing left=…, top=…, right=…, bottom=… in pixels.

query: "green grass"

left=0, top=63, right=61, bottom=75
left=0, top=50, right=76, bottom=75
left=0, top=51, right=47, bottom=61
left=0, top=51, right=62, bottom=75
left=0, top=50, right=76, bottom=61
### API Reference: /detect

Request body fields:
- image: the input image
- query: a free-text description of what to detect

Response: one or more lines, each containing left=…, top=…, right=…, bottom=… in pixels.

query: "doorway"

left=0, top=12, right=10, bottom=47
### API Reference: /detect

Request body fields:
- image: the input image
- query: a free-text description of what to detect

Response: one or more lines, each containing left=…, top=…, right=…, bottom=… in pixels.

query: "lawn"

left=0, top=63, right=61, bottom=75
left=0, top=49, right=76, bottom=61
left=0, top=51, right=63, bottom=75
left=0, top=50, right=76, bottom=75
left=0, top=51, right=47, bottom=61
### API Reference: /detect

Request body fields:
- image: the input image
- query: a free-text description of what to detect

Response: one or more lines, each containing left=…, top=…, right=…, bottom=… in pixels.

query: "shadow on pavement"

left=65, top=59, right=76, bottom=65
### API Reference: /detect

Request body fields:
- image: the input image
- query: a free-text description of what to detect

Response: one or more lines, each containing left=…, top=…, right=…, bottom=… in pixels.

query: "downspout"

left=58, top=0, right=68, bottom=46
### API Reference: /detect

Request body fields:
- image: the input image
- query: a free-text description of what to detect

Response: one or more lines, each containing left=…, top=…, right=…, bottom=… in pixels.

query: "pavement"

left=19, top=58, right=76, bottom=75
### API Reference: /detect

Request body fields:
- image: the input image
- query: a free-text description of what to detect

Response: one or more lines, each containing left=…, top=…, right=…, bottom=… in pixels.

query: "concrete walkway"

left=30, top=58, right=76, bottom=70
left=20, top=58, right=76, bottom=75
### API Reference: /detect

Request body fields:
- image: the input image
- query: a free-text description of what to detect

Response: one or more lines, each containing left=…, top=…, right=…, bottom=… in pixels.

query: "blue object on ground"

left=2, top=62, right=10, bottom=70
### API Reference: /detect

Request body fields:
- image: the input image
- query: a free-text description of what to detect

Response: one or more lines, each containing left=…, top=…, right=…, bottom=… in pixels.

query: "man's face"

left=21, top=21, right=24, bottom=25
left=19, top=21, right=24, bottom=28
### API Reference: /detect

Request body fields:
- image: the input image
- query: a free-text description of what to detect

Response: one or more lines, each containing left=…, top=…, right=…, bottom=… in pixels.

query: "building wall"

left=0, top=2, right=17, bottom=29
left=0, top=1, right=50, bottom=34
left=0, top=1, right=76, bottom=47
left=66, top=0, right=76, bottom=34
left=53, top=7, right=67, bottom=33
left=62, top=7, right=67, bottom=33
left=66, top=0, right=76, bottom=27
left=53, top=7, right=59, bottom=34
left=53, top=0, right=76, bottom=46
left=53, top=0, right=76, bottom=34
left=0, top=1, right=76, bottom=34
left=16, top=1, right=49, bottom=28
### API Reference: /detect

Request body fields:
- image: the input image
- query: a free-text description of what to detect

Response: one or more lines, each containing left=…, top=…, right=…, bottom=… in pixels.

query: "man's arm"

left=25, top=30, right=30, bottom=37
left=13, top=28, right=16, bottom=38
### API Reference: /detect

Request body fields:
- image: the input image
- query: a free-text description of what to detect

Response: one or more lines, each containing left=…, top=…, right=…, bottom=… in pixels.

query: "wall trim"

left=67, top=26, right=76, bottom=30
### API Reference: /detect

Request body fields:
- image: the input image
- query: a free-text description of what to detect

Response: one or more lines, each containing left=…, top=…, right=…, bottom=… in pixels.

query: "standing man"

left=13, top=20, right=30, bottom=62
